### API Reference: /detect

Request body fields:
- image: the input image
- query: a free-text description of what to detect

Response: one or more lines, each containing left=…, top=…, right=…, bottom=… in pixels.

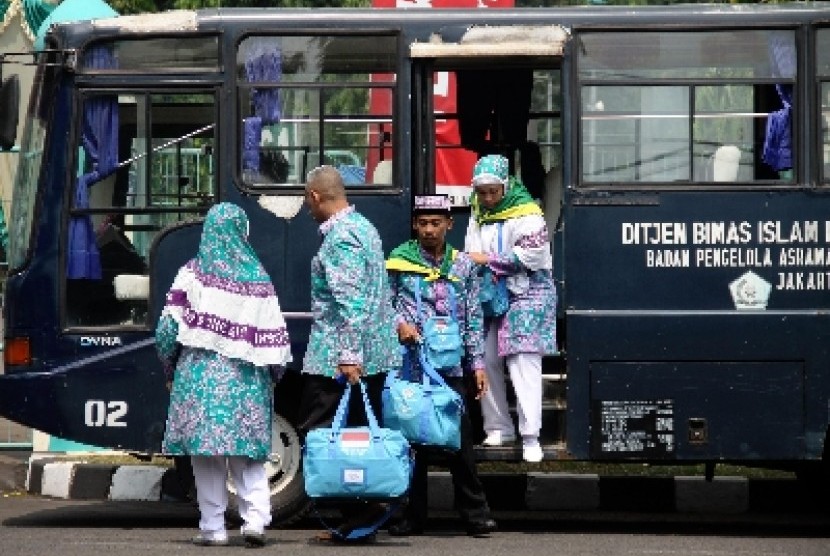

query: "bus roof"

left=42, top=3, right=830, bottom=52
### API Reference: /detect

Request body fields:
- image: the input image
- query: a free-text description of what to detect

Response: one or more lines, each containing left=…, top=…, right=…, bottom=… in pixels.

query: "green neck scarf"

left=386, top=240, right=459, bottom=281
left=471, top=177, right=542, bottom=225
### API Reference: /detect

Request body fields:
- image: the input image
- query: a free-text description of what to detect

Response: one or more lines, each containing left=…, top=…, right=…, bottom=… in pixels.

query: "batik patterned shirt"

left=302, top=206, right=401, bottom=377
left=464, top=213, right=558, bottom=357
left=388, top=246, right=485, bottom=377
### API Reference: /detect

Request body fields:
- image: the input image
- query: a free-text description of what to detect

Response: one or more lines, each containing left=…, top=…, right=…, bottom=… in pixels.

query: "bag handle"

left=416, top=344, right=451, bottom=390
left=330, top=382, right=352, bottom=433
left=417, top=345, right=464, bottom=413
left=330, top=380, right=383, bottom=438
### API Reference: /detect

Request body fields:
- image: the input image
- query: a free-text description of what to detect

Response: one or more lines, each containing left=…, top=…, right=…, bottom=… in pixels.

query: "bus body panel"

left=567, top=311, right=830, bottom=462
left=2, top=5, right=830, bottom=472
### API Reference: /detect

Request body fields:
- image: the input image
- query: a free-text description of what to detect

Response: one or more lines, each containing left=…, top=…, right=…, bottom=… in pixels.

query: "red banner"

left=369, top=0, right=514, bottom=204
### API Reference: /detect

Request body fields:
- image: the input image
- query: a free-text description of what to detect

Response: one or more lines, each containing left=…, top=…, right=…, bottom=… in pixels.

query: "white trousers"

left=190, top=455, right=272, bottom=536
left=481, top=321, right=543, bottom=441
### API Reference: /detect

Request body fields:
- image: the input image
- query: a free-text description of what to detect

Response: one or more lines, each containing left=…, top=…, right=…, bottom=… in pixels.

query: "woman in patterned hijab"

left=157, top=202, right=291, bottom=548
left=465, top=154, right=558, bottom=464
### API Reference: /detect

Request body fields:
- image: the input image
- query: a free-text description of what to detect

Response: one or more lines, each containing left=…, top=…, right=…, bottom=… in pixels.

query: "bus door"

left=409, top=24, right=569, bottom=455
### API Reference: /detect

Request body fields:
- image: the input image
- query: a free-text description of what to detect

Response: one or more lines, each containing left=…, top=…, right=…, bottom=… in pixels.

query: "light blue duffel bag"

left=382, top=345, right=465, bottom=451
left=303, top=380, right=413, bottom=501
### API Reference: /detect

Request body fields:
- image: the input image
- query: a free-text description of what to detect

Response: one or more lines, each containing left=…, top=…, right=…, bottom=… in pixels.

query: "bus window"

left=817, top=28, right=830, bottom=184
left=236, top=35, right=397, bottom=188
left=81, top=36, right=220, bottom=73
left=578, top=30, right=796, bottom=185
left=65, top=92, right=217, bottom=328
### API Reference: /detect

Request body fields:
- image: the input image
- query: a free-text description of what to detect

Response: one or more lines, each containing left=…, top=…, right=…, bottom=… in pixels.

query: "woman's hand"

left=467, top=252, right=489, bottom=266
left=473, top=369, right=489, bottom=399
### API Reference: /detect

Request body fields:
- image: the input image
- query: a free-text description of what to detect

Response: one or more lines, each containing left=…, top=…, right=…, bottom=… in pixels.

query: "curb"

left=24, top=458, right=828, bottom=514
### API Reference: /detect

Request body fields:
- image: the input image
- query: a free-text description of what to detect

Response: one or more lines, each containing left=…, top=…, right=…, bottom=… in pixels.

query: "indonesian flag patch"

left=339, top=430, right=371, bottom=450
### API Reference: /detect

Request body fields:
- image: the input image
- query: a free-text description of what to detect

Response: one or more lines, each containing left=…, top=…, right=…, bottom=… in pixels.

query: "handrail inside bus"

left=116, top=123, right=215, bottom=170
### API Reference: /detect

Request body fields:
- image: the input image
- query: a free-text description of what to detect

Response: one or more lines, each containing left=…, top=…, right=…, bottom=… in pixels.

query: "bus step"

left=474, top=441, right=568, bottom=462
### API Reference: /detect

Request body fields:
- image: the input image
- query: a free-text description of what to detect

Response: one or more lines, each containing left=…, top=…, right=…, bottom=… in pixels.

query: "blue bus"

left=2, top=2, right=830, bottom=520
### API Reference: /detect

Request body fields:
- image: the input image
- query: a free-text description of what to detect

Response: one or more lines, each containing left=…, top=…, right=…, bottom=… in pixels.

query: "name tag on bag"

left=342, top=468, right=366, bottom=485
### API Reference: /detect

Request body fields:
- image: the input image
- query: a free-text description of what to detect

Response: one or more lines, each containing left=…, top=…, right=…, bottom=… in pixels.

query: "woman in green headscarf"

left=464, top=154, right=558, bottom=463
left=157, top=202, right=292, bottom=547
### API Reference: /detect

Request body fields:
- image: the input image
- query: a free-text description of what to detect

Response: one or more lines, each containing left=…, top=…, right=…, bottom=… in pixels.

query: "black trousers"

left=404, top=375, right=491, bottom=526
left=296, top=373, right=387, bottom=439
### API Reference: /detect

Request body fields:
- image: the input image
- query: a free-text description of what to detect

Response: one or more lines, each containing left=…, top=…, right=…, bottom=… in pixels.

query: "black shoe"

left=466, top=518, right=497, bottom=537
left=388, top=518, right=424, bottom=537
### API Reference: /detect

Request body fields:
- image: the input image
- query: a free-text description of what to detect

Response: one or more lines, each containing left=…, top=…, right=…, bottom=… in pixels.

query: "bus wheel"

left=226, top=413, right=310, bottom=525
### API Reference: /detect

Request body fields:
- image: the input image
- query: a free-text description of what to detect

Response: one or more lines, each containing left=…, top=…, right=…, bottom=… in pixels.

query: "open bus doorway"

left=410, top=24, right=568, bottom=457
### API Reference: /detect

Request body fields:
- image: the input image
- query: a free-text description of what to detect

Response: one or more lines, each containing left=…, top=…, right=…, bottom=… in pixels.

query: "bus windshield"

left=8, top=59, right=56, bottom=271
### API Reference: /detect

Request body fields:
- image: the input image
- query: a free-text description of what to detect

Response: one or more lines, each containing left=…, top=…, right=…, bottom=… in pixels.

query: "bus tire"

left=226, top=412, right=310, bottom=525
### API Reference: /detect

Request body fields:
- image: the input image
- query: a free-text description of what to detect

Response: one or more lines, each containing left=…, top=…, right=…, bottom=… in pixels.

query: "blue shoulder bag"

left=417, top=278, right=464, bottom=371
left=480, top=222, right=510, bottom=317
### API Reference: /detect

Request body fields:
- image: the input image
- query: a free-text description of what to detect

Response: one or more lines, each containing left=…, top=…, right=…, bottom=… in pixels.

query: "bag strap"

left=330, top=382, right=352, bottom=433
left=313, top=502, right=399, bottom=541
left=416, top=344, right=452, bottom=389
left=417, top=345, right=464, bottom=414
left=415, top=276, right=457, bottom=323
left=494, top=222, right=507, bottom=294
left=358, top=380, right=383, bottom=436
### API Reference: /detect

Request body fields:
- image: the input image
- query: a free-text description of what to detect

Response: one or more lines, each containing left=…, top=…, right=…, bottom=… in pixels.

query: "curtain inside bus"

left=66, top=45, right=118, bottom=279
left=762, top=84, right=792, bottom=173
left=762, top=31, right=795, bottom=176
left=242, top=40, right=282, bottom=181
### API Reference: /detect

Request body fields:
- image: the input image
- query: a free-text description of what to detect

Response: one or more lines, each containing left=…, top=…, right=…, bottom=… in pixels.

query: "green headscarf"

left=470, top=154, right=542, bottom=225
left=196, top=202, right=270, bottom=283
left=471, top=176, right=542, bottom=225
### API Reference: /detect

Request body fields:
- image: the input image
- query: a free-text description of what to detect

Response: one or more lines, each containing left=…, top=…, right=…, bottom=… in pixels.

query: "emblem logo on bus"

left=729, top=271, right=771, bottom=310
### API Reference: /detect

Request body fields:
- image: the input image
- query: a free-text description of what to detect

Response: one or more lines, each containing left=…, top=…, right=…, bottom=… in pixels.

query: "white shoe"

left=482, top=431, right=516, bottom=447
left=241, top=525, right=266, bottom=548
left=522, top=444, right=544, bottom=463
left=191, top=532, right=229, bottom=546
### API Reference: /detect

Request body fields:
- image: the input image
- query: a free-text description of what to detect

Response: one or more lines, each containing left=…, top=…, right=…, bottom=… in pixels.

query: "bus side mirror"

left=0, top=74, right=20, bottom=151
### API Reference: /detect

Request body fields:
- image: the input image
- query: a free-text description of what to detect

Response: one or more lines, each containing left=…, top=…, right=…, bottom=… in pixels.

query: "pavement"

left=4, top=452, right=828, bottom=515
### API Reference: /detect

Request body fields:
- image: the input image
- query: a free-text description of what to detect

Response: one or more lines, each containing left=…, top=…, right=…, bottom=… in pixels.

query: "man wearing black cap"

left=385, top=195, right=496, bottom=537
